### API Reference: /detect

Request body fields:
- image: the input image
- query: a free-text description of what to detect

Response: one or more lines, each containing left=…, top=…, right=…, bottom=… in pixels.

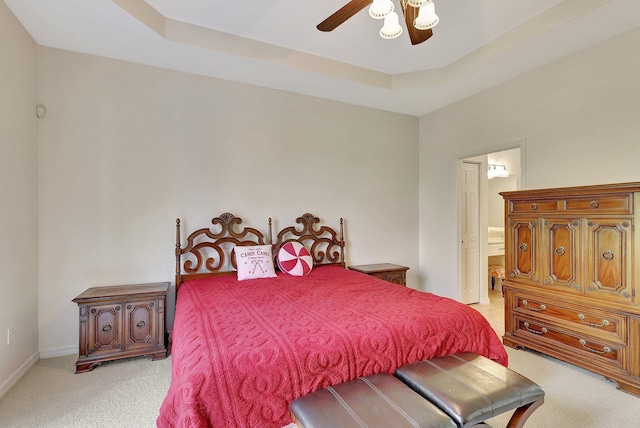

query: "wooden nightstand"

left=72, top=282, right=169, bottom=373
left=348, top=263, right=409, bottom=286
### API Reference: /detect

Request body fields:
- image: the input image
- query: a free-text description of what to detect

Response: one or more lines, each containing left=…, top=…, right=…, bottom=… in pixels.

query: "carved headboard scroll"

left=175, top=213, right=267, bottom=291
left=273, top=213, right=345, bottom=267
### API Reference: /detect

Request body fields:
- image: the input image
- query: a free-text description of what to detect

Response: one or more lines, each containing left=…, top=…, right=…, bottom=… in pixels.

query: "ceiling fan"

left=317, top=0, right=439, bottom=45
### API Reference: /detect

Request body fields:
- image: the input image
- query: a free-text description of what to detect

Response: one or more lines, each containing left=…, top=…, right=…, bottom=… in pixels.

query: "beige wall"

left=0, top=2, right=39, bottom=395
left=419, top=26, right=640, bottom=298
left=36, top=48, right=419, bottom=356
left=4, top=0, right=640, bottom=390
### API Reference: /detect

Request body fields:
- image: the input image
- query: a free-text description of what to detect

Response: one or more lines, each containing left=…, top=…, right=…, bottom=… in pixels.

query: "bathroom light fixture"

left=488, top=164, right=509, bottom=179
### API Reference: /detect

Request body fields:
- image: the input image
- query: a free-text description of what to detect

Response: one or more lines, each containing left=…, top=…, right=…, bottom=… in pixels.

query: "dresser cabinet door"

left=124, top=300, right=158, bottom=350
left=585, top=218, right=635, bottom=305
left=542, top=218, right=581, bottom=293
left=507, top=219, right=540, bottom=284
left=87, top=304, right=122, bottom=355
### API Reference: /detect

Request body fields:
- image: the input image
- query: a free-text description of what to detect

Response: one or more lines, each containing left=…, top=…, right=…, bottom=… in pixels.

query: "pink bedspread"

left=158, top=266, right=507, bottom=428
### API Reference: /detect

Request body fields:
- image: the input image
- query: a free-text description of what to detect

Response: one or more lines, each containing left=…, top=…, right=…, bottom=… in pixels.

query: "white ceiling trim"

left=114, top=0, right=392, bottom=89
left=114, top=0, right=610, bottom=91
left=6, top=0, right=640, bottom=116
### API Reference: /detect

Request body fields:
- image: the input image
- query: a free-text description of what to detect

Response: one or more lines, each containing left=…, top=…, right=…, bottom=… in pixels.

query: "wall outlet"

left=7, top=327, right=13, bottom=346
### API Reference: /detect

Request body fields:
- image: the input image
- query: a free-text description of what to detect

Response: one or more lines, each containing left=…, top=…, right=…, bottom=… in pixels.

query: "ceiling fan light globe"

left=407, top=0, right=432, bottom=7
left=380, top=11, right=403, bottom=39
left=414, top=2, right=439, bottom=30
left=369, top=0, right=394, bottom=19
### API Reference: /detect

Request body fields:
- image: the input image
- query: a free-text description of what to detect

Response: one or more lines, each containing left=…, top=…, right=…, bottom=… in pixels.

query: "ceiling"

left=5, top=0, right=640, bottom=116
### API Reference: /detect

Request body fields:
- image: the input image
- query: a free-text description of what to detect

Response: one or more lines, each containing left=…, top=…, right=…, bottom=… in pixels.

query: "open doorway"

left=457, top=145, right=524, bottom=304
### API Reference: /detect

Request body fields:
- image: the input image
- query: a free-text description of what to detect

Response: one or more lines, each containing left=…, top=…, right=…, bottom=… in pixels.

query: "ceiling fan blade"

left=317, top=0, right=373, bottom=32
left=403, top=6, right=433, bottom=45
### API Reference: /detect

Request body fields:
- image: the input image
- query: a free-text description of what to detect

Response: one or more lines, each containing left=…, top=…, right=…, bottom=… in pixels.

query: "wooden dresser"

left=72, top=282, right=169, bottom=373
left=501, top=182, right=640, bottom=396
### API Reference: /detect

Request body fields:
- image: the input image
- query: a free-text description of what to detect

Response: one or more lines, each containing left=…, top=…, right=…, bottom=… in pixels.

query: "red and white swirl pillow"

left=277, top=242, right=313, bottom=276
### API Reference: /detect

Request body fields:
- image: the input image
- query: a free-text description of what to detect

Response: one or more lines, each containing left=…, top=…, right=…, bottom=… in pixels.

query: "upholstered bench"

left=290, top=373, right=456, bottom=428
left=394, top=353, right=545, bottom=428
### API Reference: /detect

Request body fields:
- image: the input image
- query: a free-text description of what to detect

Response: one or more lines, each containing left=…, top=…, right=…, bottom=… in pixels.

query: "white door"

left=460, top=162, right=480, bottom=304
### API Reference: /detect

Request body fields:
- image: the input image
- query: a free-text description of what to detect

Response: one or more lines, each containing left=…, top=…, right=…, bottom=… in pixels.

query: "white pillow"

left=235, top=245, right=277, bottom=281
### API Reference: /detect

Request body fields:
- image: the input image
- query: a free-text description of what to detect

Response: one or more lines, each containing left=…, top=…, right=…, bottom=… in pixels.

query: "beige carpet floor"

left=2, top=348, right=639, bottom=427
left=1, top=291, right=639, bottom=427
left=0, top=354, right=171, bottom=428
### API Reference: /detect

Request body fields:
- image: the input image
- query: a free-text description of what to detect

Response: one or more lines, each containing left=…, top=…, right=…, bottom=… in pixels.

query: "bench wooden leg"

left=506, top=397, right=544, bottom=428
left=467, top=398, right=543, bottom=428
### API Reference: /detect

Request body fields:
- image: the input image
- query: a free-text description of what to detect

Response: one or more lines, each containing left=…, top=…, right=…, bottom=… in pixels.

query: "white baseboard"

left=0, top=351, right=39, bottom=400
left=39, top=345, right=77, bottom=359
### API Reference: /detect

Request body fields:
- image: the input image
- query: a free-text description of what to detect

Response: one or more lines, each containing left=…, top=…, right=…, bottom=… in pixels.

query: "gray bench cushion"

left=394, top=353, right=545, bottom=427
left=290, top=373, right=456, bottom=428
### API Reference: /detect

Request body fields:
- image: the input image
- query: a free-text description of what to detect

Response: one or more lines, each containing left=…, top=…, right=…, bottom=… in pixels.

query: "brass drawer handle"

left=524, top=322, right=547, bottom=335
left=590, top=201, right=599, bottom=209
left=578, top=314, right=610, bottom=328
left=522, top=300, right=546, bottom=312
left=136, top=320, right=146, bottom=328
left=519, top=243, right=528, bottom=252
left=602, top=250, right=614, bottom=261
left=530, top=203, right=538, bottom=210
left=555, top=246, right=565, bottom=256
left=102, top=323, right=112, bottom=332
left=579, top=339, right=611, bottom=354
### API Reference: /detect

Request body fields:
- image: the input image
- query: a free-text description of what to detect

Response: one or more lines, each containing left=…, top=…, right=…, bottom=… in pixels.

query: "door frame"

left=456, top=140, right=528, bottom=304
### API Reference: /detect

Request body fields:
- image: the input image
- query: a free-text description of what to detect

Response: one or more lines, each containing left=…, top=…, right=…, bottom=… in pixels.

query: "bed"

left=157, top=213, right=507, bottom=428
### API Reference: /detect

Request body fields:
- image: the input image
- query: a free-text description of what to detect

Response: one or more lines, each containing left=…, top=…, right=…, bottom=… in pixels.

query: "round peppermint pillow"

left=277, top=242, right=313, bottom=276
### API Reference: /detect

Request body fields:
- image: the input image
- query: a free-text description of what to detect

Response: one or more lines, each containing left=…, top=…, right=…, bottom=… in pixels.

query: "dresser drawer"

left=509, top=200, right=559, bottom=213
left=513, top=316, right=624, bottom=369
left=565, top=194, right=632, bottom=214
left=508, top=194, right=633, bottom=215
left=512, top=295, right=625, bottom=341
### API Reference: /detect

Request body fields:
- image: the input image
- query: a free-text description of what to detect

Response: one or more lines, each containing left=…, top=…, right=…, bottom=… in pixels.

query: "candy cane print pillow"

left=235, top=245, right=277, bottom=281
left=277, top=242, right=313, bottom=276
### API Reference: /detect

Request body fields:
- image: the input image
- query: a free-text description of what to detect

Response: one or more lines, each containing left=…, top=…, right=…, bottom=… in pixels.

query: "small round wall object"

left=36, top=104, right=47, bottom=118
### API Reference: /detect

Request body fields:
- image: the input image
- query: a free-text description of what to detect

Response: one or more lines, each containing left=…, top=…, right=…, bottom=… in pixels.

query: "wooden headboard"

left=175, top=212, right=267, bottom=291
left=272, top=213, right=345, bottom=268
left=175, top=212, right=345, bottom=293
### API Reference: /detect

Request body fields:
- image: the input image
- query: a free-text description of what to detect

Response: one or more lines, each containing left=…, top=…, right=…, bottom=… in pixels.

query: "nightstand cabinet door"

left=376, top=270, right=406, bottom=286
left=87, top=304, right=122, bottom=355
left=125, top=300, right=158, bottom=350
